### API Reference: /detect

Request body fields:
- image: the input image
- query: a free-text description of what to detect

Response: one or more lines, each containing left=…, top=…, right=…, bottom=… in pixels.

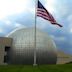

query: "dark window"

left=4, top=55, right=8, bottom=63
left=5, top=46, right=10, bottom=52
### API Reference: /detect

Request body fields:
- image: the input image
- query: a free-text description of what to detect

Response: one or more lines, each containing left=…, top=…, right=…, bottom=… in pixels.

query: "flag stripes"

left=37, top=0, right=62, bottom=27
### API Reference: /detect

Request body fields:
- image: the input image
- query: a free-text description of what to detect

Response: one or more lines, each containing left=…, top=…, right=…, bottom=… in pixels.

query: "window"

left=4, top=55, right=8, bottom=63
left=5, top=46, right=10, bottom=52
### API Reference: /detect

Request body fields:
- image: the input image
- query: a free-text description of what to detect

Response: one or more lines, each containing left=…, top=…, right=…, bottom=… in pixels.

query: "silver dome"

left=7, top=27, right=57, bottom=64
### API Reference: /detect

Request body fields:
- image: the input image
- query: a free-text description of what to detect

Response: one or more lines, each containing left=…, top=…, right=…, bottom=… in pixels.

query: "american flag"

left=37, top=0, right=62, bottom=27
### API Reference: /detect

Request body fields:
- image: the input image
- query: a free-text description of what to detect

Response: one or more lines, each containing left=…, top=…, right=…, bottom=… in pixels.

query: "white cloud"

left=6, top=25, right=27, bottom=37
left=50, top=35, right=54, bottom=39
left=50, top=35, right=66, bottom=42
left=70, top=28, right=72, bottom=33
left=29, top=8, right=35, bottom=14
left=55, top=37, right=66, bottom=41
left=14, top=23, right=27, bottom=28
left=3, top=20, right=11, bottom=25
left=37, top=23, right=48, bottom=29
left=0, top=0, right=31, bottom=20
left=58, top=6, right=69, bottom=17
left=68, top=24, right=72, bottom=33
left=56, top=8, right=69, bottom=20
left=67, top=15, right=72, bottom=23
left=67, top=15, right=72, bottom=33
left=0, top=28, right=3, bottom=33
left=45, top=0, right=70, bottom=19
left=36, top=18, right=50, bottom=29
left=15, top=23, right=21, bottom=27
left=45, top=0, right=57, bottom=14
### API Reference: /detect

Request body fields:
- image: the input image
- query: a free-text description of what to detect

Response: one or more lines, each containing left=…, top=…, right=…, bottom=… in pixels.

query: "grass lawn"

left=0, top=64, right=72, bottom=72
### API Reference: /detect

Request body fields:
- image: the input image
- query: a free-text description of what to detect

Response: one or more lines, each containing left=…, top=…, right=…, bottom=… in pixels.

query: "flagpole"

left=33, top=0, right=38, bottom=66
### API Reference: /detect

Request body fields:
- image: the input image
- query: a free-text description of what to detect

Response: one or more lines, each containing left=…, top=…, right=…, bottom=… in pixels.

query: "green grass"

left=0, top=64, right=72, bottom=72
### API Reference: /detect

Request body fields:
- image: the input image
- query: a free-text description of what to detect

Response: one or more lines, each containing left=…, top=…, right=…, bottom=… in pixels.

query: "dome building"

left=6, top=27, right=57, bottom=64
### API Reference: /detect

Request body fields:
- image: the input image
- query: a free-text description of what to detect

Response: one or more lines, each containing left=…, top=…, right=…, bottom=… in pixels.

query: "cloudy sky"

left=0, top=0, right=72, bottom=54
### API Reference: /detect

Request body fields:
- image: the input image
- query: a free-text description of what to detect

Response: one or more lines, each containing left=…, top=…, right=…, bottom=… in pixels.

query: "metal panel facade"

left=7, top=28, right=57, bottom=64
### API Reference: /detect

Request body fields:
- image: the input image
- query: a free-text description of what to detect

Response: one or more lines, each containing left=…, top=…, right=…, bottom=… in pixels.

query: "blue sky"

left=0, top=0, right=72, bottom=54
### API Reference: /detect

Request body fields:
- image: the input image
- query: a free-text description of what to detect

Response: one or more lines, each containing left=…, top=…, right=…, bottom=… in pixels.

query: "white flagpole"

left=33, top=0, right=38, bottom=66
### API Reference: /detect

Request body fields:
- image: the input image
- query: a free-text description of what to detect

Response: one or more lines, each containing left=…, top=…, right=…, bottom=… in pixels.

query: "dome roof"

left=7, top=27, right=57, bottom=64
